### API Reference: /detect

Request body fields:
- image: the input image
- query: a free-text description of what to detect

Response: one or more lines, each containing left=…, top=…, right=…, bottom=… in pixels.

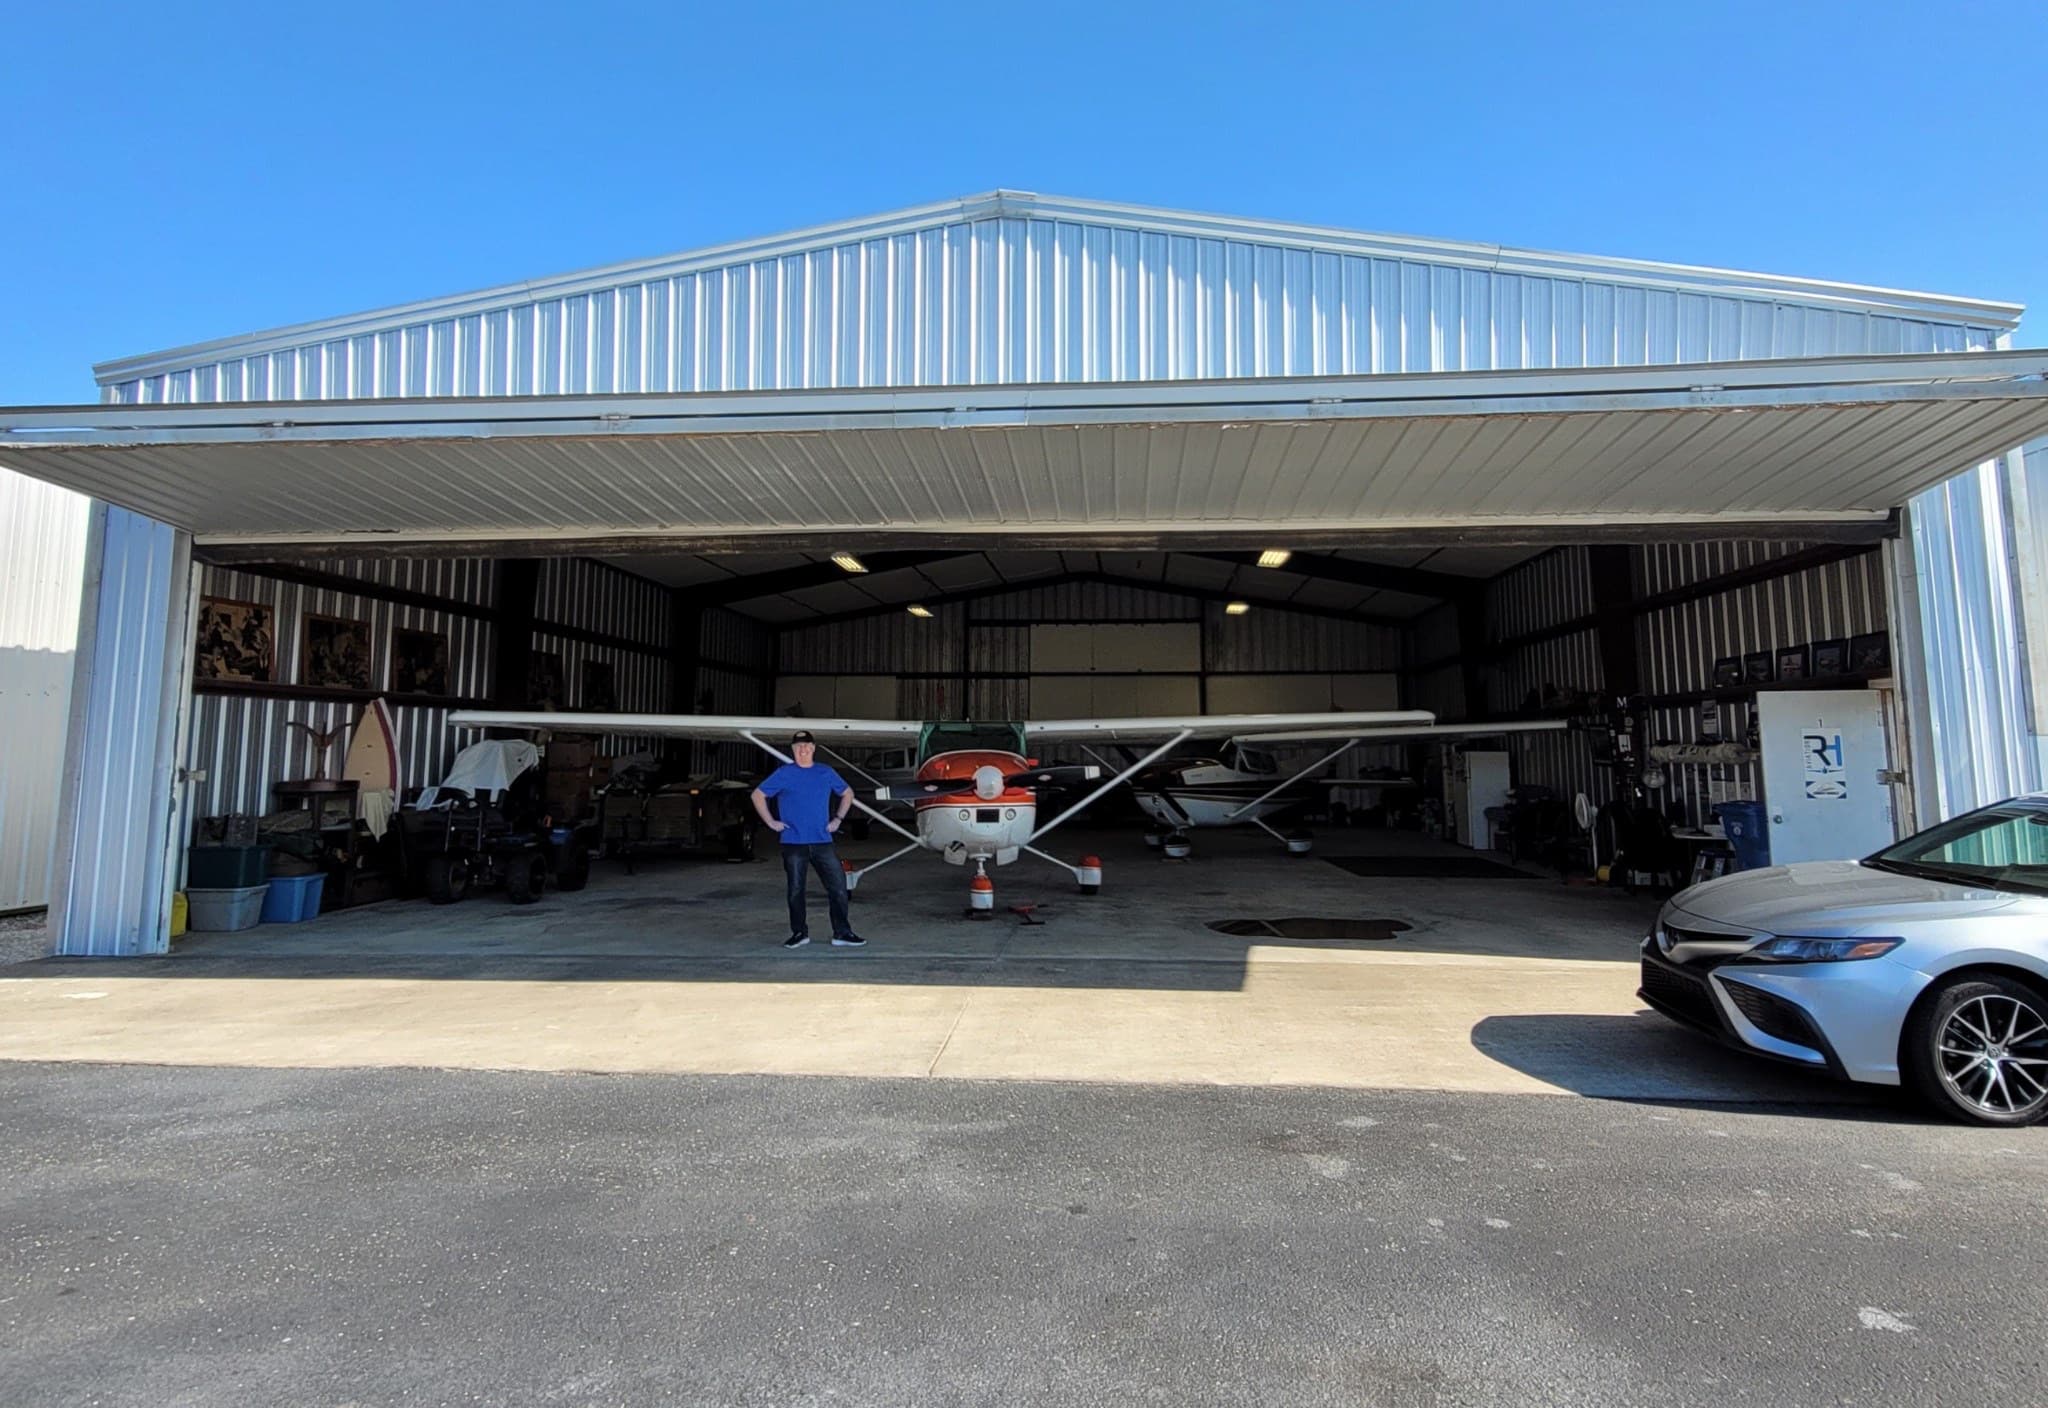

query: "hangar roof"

left=4, top=352, right=2046, bottom=561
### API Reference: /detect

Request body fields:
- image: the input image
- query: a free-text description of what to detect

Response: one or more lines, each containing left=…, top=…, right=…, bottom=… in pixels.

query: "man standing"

left=752, top=731, right=866, bottom=949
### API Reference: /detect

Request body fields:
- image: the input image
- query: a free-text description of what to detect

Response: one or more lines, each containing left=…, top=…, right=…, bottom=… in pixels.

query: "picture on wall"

left=1775, top=645, right=1810, bottom=682
left=581, top=659, right=618, bottom=712
left=1711, top=656, right=1744, bottom=688
left=1743, top=651, right=1775, bottom=685
left=1850, top=631, right=1892, bottom=675
left=1697, top=701, right=1722, bottom=740
left=392, top=628, right=450, bottom=695
left=303, top=613, right=374, bottom=690
left=1812, top=638, right=1849, bottom=677
left=528, top=650, right=565, bottom=708
left=193, top=597, right=274, bottom=683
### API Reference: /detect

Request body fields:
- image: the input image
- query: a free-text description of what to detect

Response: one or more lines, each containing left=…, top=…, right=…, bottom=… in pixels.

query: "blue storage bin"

left=1714, top=801, right=1771, bottom=871
left=260, top=872, right=326, bottom=923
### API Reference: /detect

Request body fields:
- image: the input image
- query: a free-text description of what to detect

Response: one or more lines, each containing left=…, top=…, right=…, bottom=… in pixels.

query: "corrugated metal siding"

left=0, top=470, right=91, bottom=911
left=1206, top=604, right=1400, bottom=672
left=52, top=507, right=190, bottom=956
left=1482, top=550, right=1605, bottom=805
left=1638, top=548, right=1885, bottom=827
left=1488, top=549, right=1595, bottom=637
left=972, top=581, right=1200, bottom=622
left=1635, top=541, right=1824, bottom=595
left=700, top=606, right=775, bottom=673
left=1909, top=451, right=2048, bottom=817
left=186, top=565, right=494, bottom=817
left=1409, top=666, right=1465, bottom=723
left=697, top=664, right=772, bottom=776
left=779, top=606, right=964, bottom=675
left=300, top=556, right=496, bottom=607
left=530, top=628, right=666, bottom=756
left=1410, top=603, right=1462, bottom=666
left=536, top=558, right=669, bottom=646
left=105, top=208, right=2005, bottom=405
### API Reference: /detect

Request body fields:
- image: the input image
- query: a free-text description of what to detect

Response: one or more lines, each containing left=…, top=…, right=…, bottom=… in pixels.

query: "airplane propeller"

left=873, top=763, right=1101, bottom=803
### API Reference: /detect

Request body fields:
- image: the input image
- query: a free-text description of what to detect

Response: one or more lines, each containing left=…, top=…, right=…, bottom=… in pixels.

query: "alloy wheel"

left=1936, top=993, right=2048, bottom=1118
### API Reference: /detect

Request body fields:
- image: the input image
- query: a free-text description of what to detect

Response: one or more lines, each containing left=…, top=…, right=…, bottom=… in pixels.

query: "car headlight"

left=1746, top=936, right=1902, bottom=963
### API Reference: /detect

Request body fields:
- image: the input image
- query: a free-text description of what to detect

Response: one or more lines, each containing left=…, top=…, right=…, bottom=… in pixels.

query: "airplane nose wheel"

left=966, top=859, right=995, bottom=919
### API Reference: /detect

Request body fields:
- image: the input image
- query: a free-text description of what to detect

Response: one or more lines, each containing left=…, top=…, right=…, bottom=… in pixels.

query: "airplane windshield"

left=919, top=721, right=1027, bottom=762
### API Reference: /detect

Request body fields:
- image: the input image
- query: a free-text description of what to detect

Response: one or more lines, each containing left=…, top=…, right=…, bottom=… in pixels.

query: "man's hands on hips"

left=826, top=817, right=841, bottom=834
left=767, top=820, right=787, bottom=834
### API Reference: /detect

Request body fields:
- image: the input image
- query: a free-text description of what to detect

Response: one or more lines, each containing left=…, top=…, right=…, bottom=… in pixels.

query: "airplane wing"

left=446, top=711, right=923, bottom=746
left=1023, top=710, right=1434, bottom=744
left=1235, top=719, right=1568, bottom=744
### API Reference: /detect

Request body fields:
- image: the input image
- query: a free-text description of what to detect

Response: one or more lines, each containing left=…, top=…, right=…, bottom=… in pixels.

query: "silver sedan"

left=1641, top=795, right=2048, bottom=1125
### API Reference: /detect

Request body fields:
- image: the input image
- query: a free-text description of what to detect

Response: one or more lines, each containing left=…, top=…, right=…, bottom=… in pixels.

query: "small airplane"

left=446, top=707, right=1440, bottom=900
left=1123, top=720, right=1569, bottom=852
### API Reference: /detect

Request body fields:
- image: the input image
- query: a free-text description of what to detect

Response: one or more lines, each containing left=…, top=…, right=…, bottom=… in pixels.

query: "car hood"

left=1668, top=860, right=2021, bottom=932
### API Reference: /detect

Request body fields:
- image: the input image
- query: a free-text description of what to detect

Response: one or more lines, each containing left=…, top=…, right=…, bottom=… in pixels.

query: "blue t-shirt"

left=758, top=763, right=849, bottom=845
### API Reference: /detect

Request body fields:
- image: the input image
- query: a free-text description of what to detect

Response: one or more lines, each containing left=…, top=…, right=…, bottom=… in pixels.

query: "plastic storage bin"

left=185, top=884, right=269, bottom=932
left=1714, top=801, right=1771, bottom=871
left=259, top=873, right=326, bottom=923
left=187, top=846, right=272, bottom=889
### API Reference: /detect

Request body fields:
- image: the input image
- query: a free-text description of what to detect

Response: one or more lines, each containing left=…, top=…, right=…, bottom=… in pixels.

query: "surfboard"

left=343, top=697, right=401, bottom=793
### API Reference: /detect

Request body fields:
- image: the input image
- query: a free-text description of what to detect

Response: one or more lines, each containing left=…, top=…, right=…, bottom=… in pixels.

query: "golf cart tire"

left=507, top=851, right=546, bottom=905
left=424, top=854, right=468, bottom=905
left=724, top=822, right=757, bottom=863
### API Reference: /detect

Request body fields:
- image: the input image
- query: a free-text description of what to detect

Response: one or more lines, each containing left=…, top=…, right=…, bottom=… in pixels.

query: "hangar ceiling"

left=596, top=546, right=1541, bottom=624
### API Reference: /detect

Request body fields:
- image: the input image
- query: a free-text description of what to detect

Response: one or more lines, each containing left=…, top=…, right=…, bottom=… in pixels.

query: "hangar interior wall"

left=1426, top=541, right=1894, bottom=829
left=184, top=557, right=775, bottom=822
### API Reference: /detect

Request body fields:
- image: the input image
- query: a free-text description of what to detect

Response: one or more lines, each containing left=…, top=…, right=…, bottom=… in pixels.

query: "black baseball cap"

left=791, top=730, right=816, bottom=744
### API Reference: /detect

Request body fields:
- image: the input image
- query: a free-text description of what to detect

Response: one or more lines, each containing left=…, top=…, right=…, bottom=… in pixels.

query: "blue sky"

left=4, top=1, right=2042, bottom=405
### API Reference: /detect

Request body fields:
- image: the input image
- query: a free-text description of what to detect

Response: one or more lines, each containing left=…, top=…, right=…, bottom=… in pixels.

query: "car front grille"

left=1719, top=980, right=1825, bottom=1053
left=1641, top=957, right=1721, bottom=1030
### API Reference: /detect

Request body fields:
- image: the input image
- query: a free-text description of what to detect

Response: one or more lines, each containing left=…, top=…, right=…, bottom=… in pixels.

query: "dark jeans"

left=782, top=843, right=853, bottom=940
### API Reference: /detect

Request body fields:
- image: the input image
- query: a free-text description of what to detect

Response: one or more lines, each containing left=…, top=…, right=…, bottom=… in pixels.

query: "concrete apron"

left=0, top=828, right=1859, bottom=1104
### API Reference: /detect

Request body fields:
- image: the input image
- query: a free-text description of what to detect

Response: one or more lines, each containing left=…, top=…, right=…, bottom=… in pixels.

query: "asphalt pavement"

left=3, top=1062, right=2044, bottom=1407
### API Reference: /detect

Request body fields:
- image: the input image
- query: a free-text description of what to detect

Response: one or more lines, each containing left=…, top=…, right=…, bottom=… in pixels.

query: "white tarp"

left=415, top=740, right=539, bottom=809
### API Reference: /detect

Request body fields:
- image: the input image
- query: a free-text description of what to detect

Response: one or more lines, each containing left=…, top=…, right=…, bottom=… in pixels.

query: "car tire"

left=1902, top=975, right=2048, bottom=1126
left=424, top=854, right=469, bottom=905
left=506, top=852, right=546, bottom=905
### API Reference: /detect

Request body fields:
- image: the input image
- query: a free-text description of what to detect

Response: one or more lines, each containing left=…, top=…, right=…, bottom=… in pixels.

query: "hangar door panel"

left=1028, top=623, right=1199, bottom=719
left=775, top=675, right=902, bottom=719
left=1206, top=673, right=1399, bottom=714
left=1029, top=675, right=1199, bottom=719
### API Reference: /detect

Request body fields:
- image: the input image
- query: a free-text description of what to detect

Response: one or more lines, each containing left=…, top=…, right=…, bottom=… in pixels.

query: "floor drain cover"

left=1208, top=917, right=1413, bottom=942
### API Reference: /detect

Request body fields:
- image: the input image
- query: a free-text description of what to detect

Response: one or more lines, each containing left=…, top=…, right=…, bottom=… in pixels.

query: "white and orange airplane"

left=449, top=707, right=1463, bottom=899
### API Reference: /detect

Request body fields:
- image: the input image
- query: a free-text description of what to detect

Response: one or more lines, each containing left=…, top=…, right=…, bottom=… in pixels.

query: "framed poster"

left=1743, top=651, right=1775, bottom=685
left=1812, top=637, right=1849, bottom=677
left=1850, top=631, right=1891, bottom=675
left=193, top=597, right=274, bottom=683
left=580, top=659, right=618, bottom=712
left=302, top=613, right=374, bottom=690
left=1712, top=656, right=1744, bottom=688
left=1697, top=701, right=1722, bottom=740
left=392, top=628, right=449, bottom=695
left=1775, top=645, right=1810, bottom=682
left=528, top=650, right=564, bottom=708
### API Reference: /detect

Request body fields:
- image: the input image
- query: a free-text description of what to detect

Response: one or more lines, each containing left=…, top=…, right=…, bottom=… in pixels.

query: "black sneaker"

left=783, top=934, right=811, bottom=948
left=831, top=933, right=867, bottom=947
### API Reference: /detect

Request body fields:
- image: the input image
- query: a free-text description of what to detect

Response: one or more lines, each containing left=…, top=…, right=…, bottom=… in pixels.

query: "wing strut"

left=1027, top=729, right=1193, bottom=849
left=1225, top=738, right=1367, bottom=823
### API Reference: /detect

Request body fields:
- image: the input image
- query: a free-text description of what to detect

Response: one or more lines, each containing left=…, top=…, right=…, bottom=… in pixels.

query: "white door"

left=1755, top=690, right=1895, bottom=864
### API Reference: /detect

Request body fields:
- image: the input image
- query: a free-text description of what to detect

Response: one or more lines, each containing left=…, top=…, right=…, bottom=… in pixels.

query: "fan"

left=1574, top=792, right=1601, bottom=877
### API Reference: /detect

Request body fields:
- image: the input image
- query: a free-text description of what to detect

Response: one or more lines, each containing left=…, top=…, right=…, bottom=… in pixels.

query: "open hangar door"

left=6, top=350, right=2048, bottom=952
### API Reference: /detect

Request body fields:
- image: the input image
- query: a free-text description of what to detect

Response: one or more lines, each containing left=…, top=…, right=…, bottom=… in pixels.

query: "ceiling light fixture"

left=907, top=604, right=934, bottom=618
left=1256, top=549, right=1292, bottom=569
left=830, top=552, right=868, bottom=574
left=1225, top=601, right=1251, bottom=616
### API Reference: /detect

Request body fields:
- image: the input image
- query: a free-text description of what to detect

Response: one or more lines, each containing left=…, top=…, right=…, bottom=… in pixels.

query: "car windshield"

left=1867, top=802, right=2048, bottom=895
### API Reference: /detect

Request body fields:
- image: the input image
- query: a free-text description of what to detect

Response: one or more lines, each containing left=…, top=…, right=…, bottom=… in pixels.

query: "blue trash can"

left=1714, top=801, right=1771, bottom=871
